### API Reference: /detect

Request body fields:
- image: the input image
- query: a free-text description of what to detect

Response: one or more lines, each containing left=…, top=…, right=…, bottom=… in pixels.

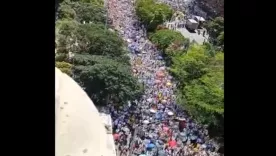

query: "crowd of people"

left=100, top=0, right=221, bottom=155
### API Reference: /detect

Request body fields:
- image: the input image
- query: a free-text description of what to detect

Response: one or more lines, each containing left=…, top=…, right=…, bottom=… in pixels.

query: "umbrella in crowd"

left=157, top=56, right=163, bottom=60
left=99, top=0, right=221, bottom=155
left=168, top=140, right=177, bottom=148
left=156, top=71, right=165, bottom=77
left=146, top=143, right=155, bottom=149
left=143, top=120, right=150, bottom=124
left=113, top=133, right=120, bottom=140
left=167, top=111, right=174, bottom=116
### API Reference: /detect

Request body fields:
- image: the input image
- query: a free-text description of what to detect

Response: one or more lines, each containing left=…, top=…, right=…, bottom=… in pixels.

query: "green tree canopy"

left=149, top=29, right=187, bottom=52
left=55, top=19, right=79, bottom=57
left=58, top=3, right=76, bottom=20
left=72, top=55, right=142, bottom=106
left=170, top=45, right=209, bottom=84
left=75, top=24, right=126, bottom=57
left=58, top=0, right=106, bottom=24
left=71, top=2, right=106, bottom=24
left=182, top=52, right=224, bottom=127
left=136, top=0, right=173, bottom=31
left=78, top=0, right=104, bottom=6
left=171, top=44, right=224, bottom=136
left=56, top=22, right=127, bottom=60
left=55, top=61, right=73, bottom=76
left=205, top=17, right=224, bottom=47
left=56, top=19, right=79, bottom=37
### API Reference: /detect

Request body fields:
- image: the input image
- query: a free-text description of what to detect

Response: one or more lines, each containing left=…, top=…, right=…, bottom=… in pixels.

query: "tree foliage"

left=183, top=52, right=224, bottom=126
left=55, top=19, right=79, bottom=57
left=135, top=0, right=173, bottom=31
left=72, top=55, right=142, bottom=105
left=78, top=0, right=104, bottom=6
left=205, top=17, right=224, bottom=48
left=58, top=3, right=76, bottom=20
left=55, top=61, right=73, bottom=76
left=149, top=29, right=187, bottom=52
left=56, top=19, right=79, bottom=37
left=170, top=45, right=209, bottom=84
left=171, top=44, right=224, bottom=136
left=58, top=0, right=106, bottom=24
left=56, top=22, right=127, bottom=61
left=71, top=2, right=106, bottom=24
left=76, top=24, right=126, bottom=57
left=55, top=0, right=141, bottom=107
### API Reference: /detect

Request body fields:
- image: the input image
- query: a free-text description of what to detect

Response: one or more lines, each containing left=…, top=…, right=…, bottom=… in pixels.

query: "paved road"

left=176, top=27, right=208, bottom=44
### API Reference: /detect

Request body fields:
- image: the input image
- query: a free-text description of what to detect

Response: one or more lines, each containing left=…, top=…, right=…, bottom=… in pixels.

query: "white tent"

left=194, top=16, right=205, bottom=22
left=188, top=19, right=198, bottom=23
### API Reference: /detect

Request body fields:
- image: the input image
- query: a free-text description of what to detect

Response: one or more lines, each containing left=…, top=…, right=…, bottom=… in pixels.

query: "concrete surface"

left=55, top=68, right=116, bottom=156
left=176, top=27, right=208, bottom=44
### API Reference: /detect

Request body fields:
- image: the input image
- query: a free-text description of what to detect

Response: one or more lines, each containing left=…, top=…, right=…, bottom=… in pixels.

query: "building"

left=55, top=68, right=117, bottom=156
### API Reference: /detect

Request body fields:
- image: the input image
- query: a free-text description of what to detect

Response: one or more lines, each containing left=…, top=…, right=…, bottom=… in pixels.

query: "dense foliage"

left=171, top=45, right=224, bottom=136
left=72, top=54, right=142, bottom=105
left=58, top=0, right=106, bottom=24
left=135, top=0, right=173, bottom=31
left=149, top=29, right=190, bottom=66
left=205, top=17, right=224, bottom=49
left=149, top=29, right=187, bottom=51
left=55, top=61, right=73, bottom=76
left=55, top=0, right=142, bottom=106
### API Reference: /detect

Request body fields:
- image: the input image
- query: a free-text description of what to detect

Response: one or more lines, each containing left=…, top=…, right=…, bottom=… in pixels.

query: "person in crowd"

left=99, top=0, right=221, bottom=155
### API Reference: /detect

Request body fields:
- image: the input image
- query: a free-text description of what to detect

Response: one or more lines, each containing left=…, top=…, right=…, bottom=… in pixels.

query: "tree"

left=80, top=0, right=104, bottom=6
left=180, top=71, right=223, bottom=126
left=75, top=24, right=126, bottom=57
left=71, top=0, right=104, bottom=6
left=217, top=31, right=224, bottom=49
left=55, top=61, right=73, bottom=76
left=72, top=55, right=142, bottom=106
left=58, top=0, right=106, bottom=24
left=55, top=19, right=79, bottom=58
left=205, top=17, right=224, bottom=47
left=56, top=22, right=127, bottom=61
left=173, top=49, right=224, bottom=137
left=71, top=53, right=130, bottom=66
left=56, top=19, right=79, bottom=37
left=149, top=29, right=187, bottom=52
left=136, top=0, right=173, bottom=31
left=58, top=3, right=76, bottom=20
left=72, top=2, right=106, bottom=24
left=182, top=52, right=224, bottom=135
left=170, top=45, right=209, bottom=84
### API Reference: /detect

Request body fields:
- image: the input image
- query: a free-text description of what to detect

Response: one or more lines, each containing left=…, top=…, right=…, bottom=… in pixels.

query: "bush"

left=171, top=45, right=224, bottom=137
left=135, top=0, right=173, bottom=31
left=56, top=61, right=73, bottom=76
left=149, top=29, right=187, bottom=52
left=58, top=3, right=77, bottom=20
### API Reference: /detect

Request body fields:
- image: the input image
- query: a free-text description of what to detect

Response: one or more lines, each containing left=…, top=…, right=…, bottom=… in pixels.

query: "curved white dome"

left=55, top=68, right=113, bottom=156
